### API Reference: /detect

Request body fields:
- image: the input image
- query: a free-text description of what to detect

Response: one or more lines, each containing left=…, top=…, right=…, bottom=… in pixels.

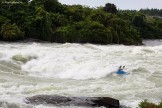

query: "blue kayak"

left=116, top=70, right=128, bottom=75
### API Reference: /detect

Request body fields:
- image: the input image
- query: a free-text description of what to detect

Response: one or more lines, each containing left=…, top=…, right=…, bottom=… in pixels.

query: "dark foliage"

left=104, top=3, right=118, bottom=14
left=0, top=1, right=161, bottom=44
left=139, top=100, right=162, bottom=108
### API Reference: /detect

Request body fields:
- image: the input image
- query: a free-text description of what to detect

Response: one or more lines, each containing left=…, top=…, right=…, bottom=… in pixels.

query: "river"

left=0, top=40, right=162, bottom=108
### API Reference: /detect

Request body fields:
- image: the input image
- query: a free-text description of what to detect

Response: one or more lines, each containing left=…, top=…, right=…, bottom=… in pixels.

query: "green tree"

left=75, top=21, right=112, bottom=44
left=50, top=13, right=68, bottom=27
left=35, top=6, right=53, bottom=41
left=65, top=5, right=87, bottom=22
left=0, top=16, right=8, bottom=26
left=54, top=26, right=77, bottom=43
left=0, top=0, right=2, bottom=6
left=104, top=3, right=118, bottom=14
left=21, top=0, right=29, bottom=3
left=0, top=0, right=145, bottom=44
left=139, top=100, right=162, bottom=108
left=0, top=22, right=24, bottom=40
left=89, top=22, right=112, bottom=44
left=132, top=14, right=145, bottom=27
left=43, top=0, right=62, bottom=13
left=30, top=0, right=63, bottom=13
left=90, top=11, right=117, bottom=27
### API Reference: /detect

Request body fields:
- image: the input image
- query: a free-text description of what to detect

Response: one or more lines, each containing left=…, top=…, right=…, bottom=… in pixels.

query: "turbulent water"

left=0, top=40, right=162, bottom=108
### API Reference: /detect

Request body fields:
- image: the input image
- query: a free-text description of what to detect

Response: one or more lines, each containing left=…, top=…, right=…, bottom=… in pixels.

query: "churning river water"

left=0, top=40, right=162, bottom=108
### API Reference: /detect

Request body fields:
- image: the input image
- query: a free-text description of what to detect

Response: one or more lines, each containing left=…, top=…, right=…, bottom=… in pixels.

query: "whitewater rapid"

left=0, top=40, right=162, bottom=107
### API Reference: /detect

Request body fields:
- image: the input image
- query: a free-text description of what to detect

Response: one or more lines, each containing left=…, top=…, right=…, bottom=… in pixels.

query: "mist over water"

left=0, top=40, right=162, bottom=108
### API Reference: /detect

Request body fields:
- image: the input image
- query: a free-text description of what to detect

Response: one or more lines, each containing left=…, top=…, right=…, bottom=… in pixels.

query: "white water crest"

left=0, top=40, right=162, bottom=108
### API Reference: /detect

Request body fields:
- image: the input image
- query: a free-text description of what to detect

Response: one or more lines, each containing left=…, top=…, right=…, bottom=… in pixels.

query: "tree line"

left=0, top=0, right=162, bottom=45
left=140, top=8, right=162, bottom=17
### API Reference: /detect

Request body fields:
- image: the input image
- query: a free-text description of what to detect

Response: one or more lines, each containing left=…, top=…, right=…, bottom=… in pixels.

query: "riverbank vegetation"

left=139, top=100, right=162, bottom=108
left=0, top=0, right=162, bottom=44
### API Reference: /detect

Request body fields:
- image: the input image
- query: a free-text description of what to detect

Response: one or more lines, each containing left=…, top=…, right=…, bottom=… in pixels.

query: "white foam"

left=0, top=42, right=158, bottom=80
left=0, top=41, right=162, bottom=108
